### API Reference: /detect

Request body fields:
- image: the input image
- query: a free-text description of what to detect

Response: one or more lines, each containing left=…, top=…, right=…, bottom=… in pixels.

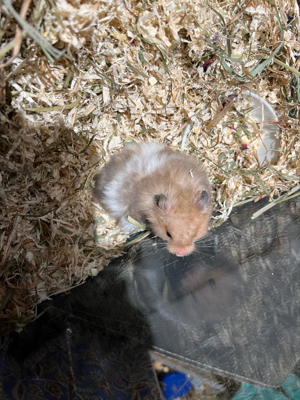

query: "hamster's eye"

left=208, top=278, right=216, bottom=288
left=166, top=231, right=172, bottom=238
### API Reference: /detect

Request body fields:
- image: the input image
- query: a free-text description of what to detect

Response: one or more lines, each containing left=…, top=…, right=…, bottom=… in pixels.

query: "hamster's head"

left=148, top=190, right=212, bottom=257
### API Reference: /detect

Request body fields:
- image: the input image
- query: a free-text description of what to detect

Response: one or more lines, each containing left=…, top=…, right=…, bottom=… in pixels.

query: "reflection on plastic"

left=122, top=194, right=300, bottom=387
left=244, top=91, right=280, bottom=165
left=4, top=194, right=299, bottom=394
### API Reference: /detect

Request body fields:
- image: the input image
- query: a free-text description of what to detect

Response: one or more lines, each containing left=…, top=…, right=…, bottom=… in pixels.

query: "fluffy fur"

left=93, top=143, right=212, bottom=256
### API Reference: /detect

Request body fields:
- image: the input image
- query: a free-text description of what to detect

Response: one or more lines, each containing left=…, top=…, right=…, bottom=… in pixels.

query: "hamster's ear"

left=154, top=194, right=169, bottom=214
left=195, top=190, right=209, bottom=210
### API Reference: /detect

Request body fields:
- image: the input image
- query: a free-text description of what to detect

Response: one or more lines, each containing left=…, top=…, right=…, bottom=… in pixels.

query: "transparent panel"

left=3, top=195, right=300, bottom=393
left=120, top=195, right=300, bottom=387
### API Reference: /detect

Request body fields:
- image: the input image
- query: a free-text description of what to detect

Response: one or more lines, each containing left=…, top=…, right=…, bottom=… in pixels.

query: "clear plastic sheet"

left=118, top=194, right=300, bottom=387
left=2, top=193, right=300, bottom=393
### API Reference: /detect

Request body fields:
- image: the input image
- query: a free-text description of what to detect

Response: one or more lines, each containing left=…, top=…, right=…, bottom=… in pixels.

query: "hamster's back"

left=93, top=142, right=210, bottom=232
left=93, top=143, right=174, bottom=225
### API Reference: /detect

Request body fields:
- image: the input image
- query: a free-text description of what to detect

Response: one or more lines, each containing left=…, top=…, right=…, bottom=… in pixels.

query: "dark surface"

left=1, top=265, right=161, bottom=399
left=1, top=193, right=300, bottom=396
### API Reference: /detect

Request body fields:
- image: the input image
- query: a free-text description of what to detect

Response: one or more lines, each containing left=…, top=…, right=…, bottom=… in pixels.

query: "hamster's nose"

left=175, top=248, right=191, bottom=257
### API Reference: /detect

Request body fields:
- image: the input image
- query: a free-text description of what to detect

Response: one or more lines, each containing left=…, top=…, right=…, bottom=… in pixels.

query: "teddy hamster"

left=93, top=142, right=212, bottom=256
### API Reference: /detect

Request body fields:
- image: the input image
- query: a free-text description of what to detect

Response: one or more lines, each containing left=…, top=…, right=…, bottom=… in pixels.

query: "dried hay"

left=0, top=0, right=300, bottom=334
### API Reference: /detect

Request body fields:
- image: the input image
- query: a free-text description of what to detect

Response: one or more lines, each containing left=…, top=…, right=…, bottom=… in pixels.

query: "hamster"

left=93, top=142, right=212, bottom=256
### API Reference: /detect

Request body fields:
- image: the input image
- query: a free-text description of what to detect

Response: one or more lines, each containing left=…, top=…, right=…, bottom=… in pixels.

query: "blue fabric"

left=162, top=371, right=191, bottom=399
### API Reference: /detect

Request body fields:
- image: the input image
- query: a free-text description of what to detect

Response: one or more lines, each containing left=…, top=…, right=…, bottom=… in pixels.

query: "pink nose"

left=175, top=248, right=189, bottom=257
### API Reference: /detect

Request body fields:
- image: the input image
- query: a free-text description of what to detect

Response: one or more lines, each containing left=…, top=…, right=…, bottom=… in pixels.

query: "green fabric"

left=282, top=373, right=300, bottom=399
left=232, top=373, right=300, bottom=400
